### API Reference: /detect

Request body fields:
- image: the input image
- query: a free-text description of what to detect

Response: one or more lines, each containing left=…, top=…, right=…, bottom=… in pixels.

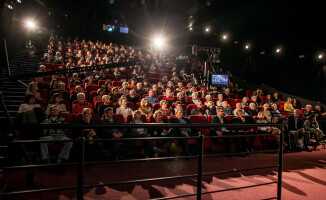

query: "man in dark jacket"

left=170, top=108, right=200, bottom=156
left=287, top=109, right=311, bottom=152
left=99, top=107, right=128, bottom=159
left=210, top=107, right=231, bottom=154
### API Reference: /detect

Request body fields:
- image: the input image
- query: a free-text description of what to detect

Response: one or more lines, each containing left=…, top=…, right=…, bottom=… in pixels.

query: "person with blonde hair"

left=139, top=98, right=153, bottom=118
left=26, top=82, right=41, bottom=99
left=158, top=100, right=171, bottom=116
left=116, top=97, right=133, bottom=118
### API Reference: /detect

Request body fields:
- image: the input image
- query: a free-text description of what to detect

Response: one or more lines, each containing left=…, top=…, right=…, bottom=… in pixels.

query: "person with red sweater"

left=72, top=93, right=93, bottom=115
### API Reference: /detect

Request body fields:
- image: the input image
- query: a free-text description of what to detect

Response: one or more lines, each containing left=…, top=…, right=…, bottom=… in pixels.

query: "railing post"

left=197, top=135, right=204, bottom=200
left=77, top=137, right=85, bottom=200
left=277, top=130, right=284, bottom=200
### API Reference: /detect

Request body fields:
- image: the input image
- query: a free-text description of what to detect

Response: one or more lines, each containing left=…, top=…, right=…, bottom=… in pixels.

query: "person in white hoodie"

left=116, top=97, right=133, bottom=118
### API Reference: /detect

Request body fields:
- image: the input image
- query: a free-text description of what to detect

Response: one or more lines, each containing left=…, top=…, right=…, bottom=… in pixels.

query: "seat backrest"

left=279, top=101, right=286, bottom=112
left=126, top=114, right=147, bottom=123
left=189, top=115, right=207, bottom=123
left=225, top=115, right=237, bottom=123
left=148, top=114, right=168, bottom=122
left=58, top=113, right=73, bottom=124
left=112, top=81, right=123, bottom=87
left=35, top=98, right=47, bottom=109
left=113, top=114, right=124, bottom=123
left=246, top=90, right=253, bottom=98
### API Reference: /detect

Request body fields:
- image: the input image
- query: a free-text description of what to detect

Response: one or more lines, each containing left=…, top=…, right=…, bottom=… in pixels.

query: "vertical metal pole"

left=277, top=130, right=284, bottom=200
left=77, top=137, right=85, bottom=200
left=197, top=135, right=204, bottom=200
left=3, top=39, right=11, bottom=76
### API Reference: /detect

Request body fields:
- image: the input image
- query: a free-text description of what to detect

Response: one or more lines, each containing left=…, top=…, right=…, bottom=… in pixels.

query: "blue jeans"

left=39, top=134, right=72, bottom=160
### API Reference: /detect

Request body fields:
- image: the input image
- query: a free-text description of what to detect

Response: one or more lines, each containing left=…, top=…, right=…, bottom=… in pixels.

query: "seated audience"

left=265, top=94, right=273, bottom=106
left=119, top=82, right=130, bottom=96
left=127, top=90, right=140, bottom=106
left=248, top=103, right=258, bottom=117
left=189, top=92, right=200, bottom=104
left=204, top=95, right=212, bottom=105
left=139, top=98, right=153, bottom=118
left=284, top=97, right=294, bottom=113
left=70, top=85, right=83, bottom=102
left=116, top=97, right=133, bottom=118
left=145, top=89, right=159, bottom=105
left=18, top=94, right=41, bottom=113
left=98, top=95, right=112, bottom=118
left=216, top=94, right=224, bottom=107
left=158, top=100, right=171, bottom=116
left=26, top=82, right=41, bottom=99
left=210, top=107, right=230, bottom=153
left=222, top=101, right=233, bottom=116
left=45, top=93, right=67, bottom=114
left=262, top=103, right=272, bottom=122
left=93, top=88, right=104, bottom=103
left=191, top=101, right=205, bottom=115
left=72, top=93, right=93, bottom=115
left=241, top=96, right=249, bottom=107
left=304, top=114, right=324, bottom=149
left=288, top=109, right=311, bottom=152
left=205, top=101, right=217, bottom=116
left=40, top=105, right=72, bottom=164
left=109, top=87, right=120, bottom=106
left=233, top=102, right=248, bottom=116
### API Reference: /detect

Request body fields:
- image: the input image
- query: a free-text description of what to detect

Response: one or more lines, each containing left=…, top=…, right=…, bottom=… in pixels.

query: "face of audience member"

left=217, top=109, right=224, bottom=118
left=287, top=98, right=292, bottom=103
left=294, top=110, right=300, bottom=118
left=258, top=112, right=264, bottom=119
left=252, top=96, right=257, bottom=102
left=155, top=112, right=163, bottom=122
left=193, top=94, right=198, bottom=100
left=178, top=94, right=184, bottom=100
left=104, top=109, right=113, bottom=119
left=263, top=104, right=269, bottom=110
left=121, top=99, right=127, bottom=106
left=123, top=83, right=128, bottom=89
left=267, top=94, right=271, bottom=99
left=315, top=105, right=321, bottom=111
left=148, top=90, right=154, bottom=97
left=236, top=103, right=241, bottom=109
left=103, top=96, right=110, bottom=105
left=206, top=96, right=211, bottom=101
left=130, top=90, right=136, bottom=97
left=311, top=116, right=316, bottom=122
left=222, top=101, right=228, bottom=108
left=137, top=84, right=142, bottom=89
left=197, top=102, right=203, bottom=108
left=250, top=104, right=256, bottom=110
left=83, top=110, right=92, bottom=121
left=306, top=106, right=312, bottom=112
left=78, top=95, right=85, bottom=104
left=113, top=89, right=118, bottom=95
left=225, top=89, right=230, bottom=95
left=236, top=111, right=244, bottom=118
left=135, top=113, right=141, bottom=120
left=176, top=110, right=183, bottom=119
left=55, top=96, right=61, bottom=103
left=274, top=93, right=279, bottom=98
left=28, top=97, right=35, bottom=105
left=76, top=87, right=82, bottom=93
left=50, top=106, right=59, bottom=117
left=59, top=84, right=65, bottom=91
left=272, top=104, right=277, bottom=110
left=218, top=94, right=223, bottom=101
left=161, top=101, right=168, bottom=109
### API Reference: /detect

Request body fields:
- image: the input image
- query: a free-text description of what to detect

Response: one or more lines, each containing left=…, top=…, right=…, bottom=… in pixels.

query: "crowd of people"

left=16, top=36, right=326, bottom=163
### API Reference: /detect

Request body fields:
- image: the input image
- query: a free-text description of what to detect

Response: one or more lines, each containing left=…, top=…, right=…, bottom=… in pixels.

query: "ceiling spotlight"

left=318, top=54, right=323, bottom=59
left=153, top=36, right=165, bottom=48
left=276, top=48, right=281, bottom=53
left=189, top=27, right=193, bottom=31
left=222, top=35, right=227, bottom=40
left=26, top=20, right=36, bottom=29
left=17, top=0, right=22, bottom=3
left=245, top=45, right=249, bottom=49
left=6, top=4, right=13, bottom=9
left=205, top=28, right=209, bottom=32
left=260, top=51, right=265, bottom=55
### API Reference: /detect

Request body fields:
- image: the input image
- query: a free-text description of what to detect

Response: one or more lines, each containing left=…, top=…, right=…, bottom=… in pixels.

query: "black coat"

left=288, top=116, right=304, bottom=131
left=210, top=116, right=227, bottom=135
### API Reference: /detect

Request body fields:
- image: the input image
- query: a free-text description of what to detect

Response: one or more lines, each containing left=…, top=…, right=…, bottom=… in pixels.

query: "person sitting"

left=303, top=104, right=315, bottom=117
left=45, top=93, right=67, bottom=114
left=256, top=111, right=287, bottom=147
left=273, top=92, right=281, bottom=106
left=284, top=97, right=294, bottom=113
left=262, top=103, right=272, bottom=122
left=248, top=103, right=259, bottom=117
left=252, top=89, right=263, bottom=104
left=50, top=79, right=60, bottom=90
left=127, top=90, right=140, bottom=106
left=231, top=110, right=254, bottom=156
left=135, top=83, right=146, bottom=97
left=175, top=82, right=184, bottom=91
left=69, top=73, right=82, bottom=85
left=251, top=96, right=260, bottom=107
left=314, top=105, right=326, bottom=133
left=18, top=94, right=41, bottom=113
left=222, top=101, right=233, bottom=116
left=204, top=95, right=212, bottom=106
left=270, top=103, right=282, bottom=122
left=216, top=94, right=224, bottom=107
left=205, top=101, right=217, bottom=116
left=158, top=100, right=171, bottom=116
left=109, top=87, right=120, bottom=106
left=26, top=82, right=41, bottom=99
left=191, top=101, right=205, bottom=115
left=175, top=92, right=187, bottom=105
left=149, top=110, right=170, bottom=136
left=104, top=81, right=113, bottom=94
left=241, top=96, right=249, bottom=107
left=119, top=82, right=130, bottom=96
left=40, top=105, right=72, bottom=164
left=170, top=109, right=200, bottom=156
left=93, top=88, right=104, bottom=104
left=145, top=89, right=159, bottom=105
left=292, top=99, right=300, bottom=109
left=100, top=107, right=126, bottom=159
left=233, top=102, right=248, bottom=116
left=116, top=97, right=133, bottom=118
left=304, top=114, right=324, bottom=150
left=130, top=110, right=162, bottom=158
left=223, top=88, right=231, bottom=99
left=265, top=94, right=273, bottom=106
left=98, top=95, right=112, bottom=118
left=138, top=98, right=153, bottom=118
left=55, top=82, right=70, bottom=101
left=288, top=109, right=312, bottom=152
left=210, top=88, right=219, bottom=99
left=70, top=85, right=83, bottom=102
left=72, top=93, right=93, bottom=115
left=173, top=101, right=186, bottom=115
left=198, top=88, right=206, bottom=98
left=210, top=107, right=230, bottom=154
left=189, top=92, right=200, bottom=104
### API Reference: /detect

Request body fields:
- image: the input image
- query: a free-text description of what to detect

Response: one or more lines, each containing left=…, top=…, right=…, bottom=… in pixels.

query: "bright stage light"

left=245, top=45, right=249, bottom=49
left=189, top=27, right=193, bottom=31
left=222, top=35, right=227, bottom=40
left=153, top=36, right=165, bottom=48
left=318, top=54, right=323, bottom=59
left=26, top=20, right=36, bottom=29
left=205, top=28, right=209, bottom=32
left=276, top=48, right=281, bottom=53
